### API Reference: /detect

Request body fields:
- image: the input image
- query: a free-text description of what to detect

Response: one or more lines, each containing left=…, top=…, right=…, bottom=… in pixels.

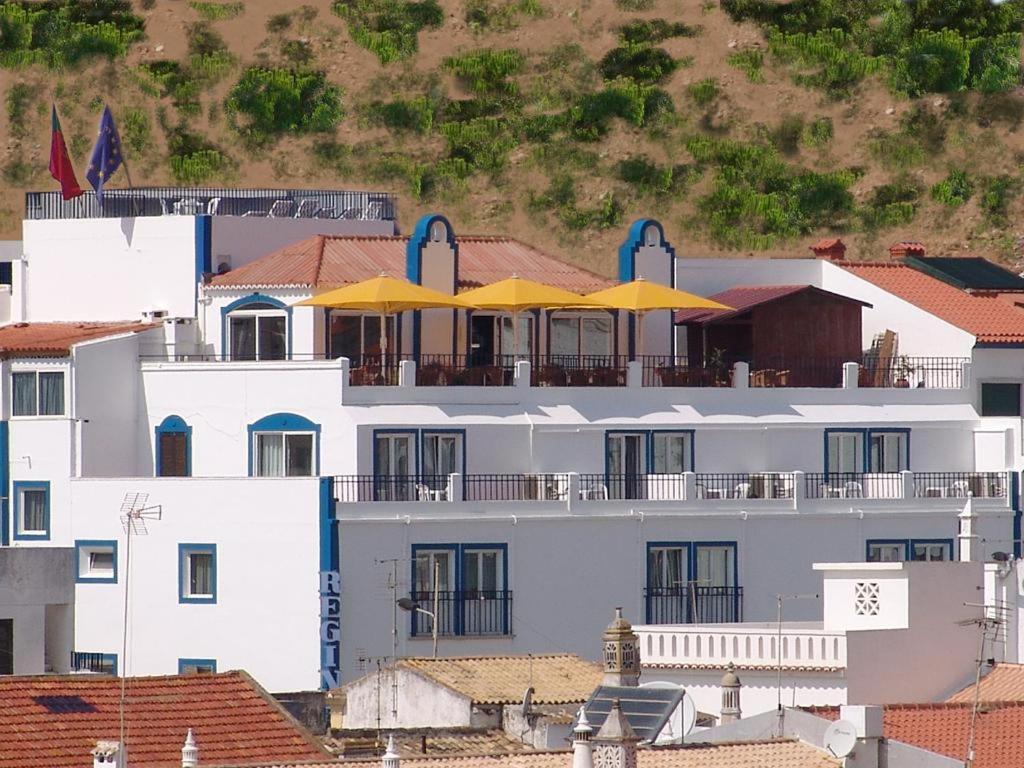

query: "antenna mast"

left=961, top=602, right=1007, bottom=768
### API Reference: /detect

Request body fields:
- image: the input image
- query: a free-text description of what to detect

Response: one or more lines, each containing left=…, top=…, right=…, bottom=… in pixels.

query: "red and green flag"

left=49, top=105, right=83, bottom=200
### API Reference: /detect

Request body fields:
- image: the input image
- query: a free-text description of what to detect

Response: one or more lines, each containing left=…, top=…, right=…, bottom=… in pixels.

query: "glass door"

left=375, top=433, right=414, bottom=500
left=414, top=548, right=455, bottom=635
left=608, top=433, right=646, bottom=499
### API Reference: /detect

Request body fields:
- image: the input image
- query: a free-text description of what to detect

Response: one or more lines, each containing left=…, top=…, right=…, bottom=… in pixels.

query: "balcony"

left=644, top=586, right=743, bottom=624
left=408, top=590, right=512, bottom=637
left=70, top=651, right=116, bottom=674
left=25, top=187, right=397, bottom=221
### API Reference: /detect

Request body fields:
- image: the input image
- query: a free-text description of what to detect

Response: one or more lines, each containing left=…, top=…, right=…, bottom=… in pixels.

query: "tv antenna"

left=959, top=603, right=1007, bottom=768
left=774, top=593, right=818, bottom=736
left=118, top=492, right=162, bottom=764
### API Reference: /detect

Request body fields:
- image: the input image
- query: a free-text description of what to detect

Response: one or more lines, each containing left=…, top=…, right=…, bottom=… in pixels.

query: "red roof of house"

left=841, top=262, right=1024, bottom=344
left=0, top=671, right=330, bottom=768
left=812, top=702, right=1024, bottom=768
left=207, top=235, right=614, bottom=293
left=947, top=663, right=1024, bottom=703
left=674, top=285, right=869, bottom=324
left=0, top=321, right=157, bottom=359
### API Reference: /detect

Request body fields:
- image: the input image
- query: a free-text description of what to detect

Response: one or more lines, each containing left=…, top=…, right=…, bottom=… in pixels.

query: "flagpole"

left=119, top=144, right=141, bottom=217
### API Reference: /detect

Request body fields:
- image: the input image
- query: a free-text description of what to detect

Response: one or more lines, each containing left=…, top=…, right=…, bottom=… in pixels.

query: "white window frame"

left=228, top=307, right=288, bottom=361
left=463, top=548, right=504, bottom=595
left=77, top=543, right=116, bottom=582
left=867, top=542, right=906, bottom=562
left=252, top=431, right=316, bottom=477
left=11, top=368, right=66, bottom=418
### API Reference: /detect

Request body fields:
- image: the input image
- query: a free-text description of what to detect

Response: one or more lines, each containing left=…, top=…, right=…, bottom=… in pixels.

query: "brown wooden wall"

left=751, top=290, right=861, bottom=363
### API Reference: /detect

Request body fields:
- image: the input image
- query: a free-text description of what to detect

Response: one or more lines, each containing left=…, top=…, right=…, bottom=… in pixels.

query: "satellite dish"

left=639, top=681, right=694, bottom=743
left=681, top=693, right=697, bottom=736
left=823, top=719, right=858, bottom=758
left=520, top=686, right=534, bottom=718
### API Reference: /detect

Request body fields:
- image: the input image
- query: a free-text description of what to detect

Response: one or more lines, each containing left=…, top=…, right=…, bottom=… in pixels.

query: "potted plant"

left=706, top=347, right=729, bottom=386
left=894, top=355, right=915, bottom=387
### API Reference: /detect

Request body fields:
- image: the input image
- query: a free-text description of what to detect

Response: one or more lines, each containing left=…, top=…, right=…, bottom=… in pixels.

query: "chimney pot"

left=809, top=238, right=847, bottom=261
left=182, top=728, right=199, bottom=768
left=888, top=241, right=925, bottom=261
left=382, top=734, right=400, bottom=768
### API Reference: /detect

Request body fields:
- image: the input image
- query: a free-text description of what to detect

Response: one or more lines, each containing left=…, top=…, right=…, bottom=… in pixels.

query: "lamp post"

left=397, top=597, right=438, bottom=658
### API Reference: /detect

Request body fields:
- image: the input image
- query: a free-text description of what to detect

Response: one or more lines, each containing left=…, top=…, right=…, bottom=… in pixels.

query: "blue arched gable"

left=155, top=415, right=192, bottom=477
left=246, top=412, right=322, bottom=476
left=617, top=219, right=676, bottom=285
left=220, top=293, right=293, bottom=360
left=407, top=214, right=459, bottom=358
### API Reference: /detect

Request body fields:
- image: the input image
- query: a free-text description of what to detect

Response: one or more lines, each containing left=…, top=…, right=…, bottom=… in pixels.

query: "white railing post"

left=627, top=360, right=643, bottom=388
left=901, top=470, right=915, bottom=500
left=339, top=356, right=351, bottom=388
left=567, top=472, right=581, bottom=512
left=514, top=360, right=532, bottom=388
left=398, top=359, right=416, bottom=387
left=961, top=361, right=972, bottom=389
left=447, top=473, right=463, bottom=502
left=793, top=471, right=805, bottom=505
left=683, top=471, right=696, bottom=502
left=843, top=362, right=859, bottom=389
left=732, top=361, right=749, bottom=389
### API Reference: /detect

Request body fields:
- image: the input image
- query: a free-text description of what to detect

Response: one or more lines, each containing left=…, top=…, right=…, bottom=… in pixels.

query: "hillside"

left=3, top=0, right=1024, bottom=275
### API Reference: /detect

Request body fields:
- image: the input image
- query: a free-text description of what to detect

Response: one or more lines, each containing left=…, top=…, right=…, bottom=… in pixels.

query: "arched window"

left=247, top=413, right=320, bottom=477
left=644, top=224, right=660, bottom=246
left=222, top=294, right=289, bottom=361
left=156, top=415, right=191, bottom=477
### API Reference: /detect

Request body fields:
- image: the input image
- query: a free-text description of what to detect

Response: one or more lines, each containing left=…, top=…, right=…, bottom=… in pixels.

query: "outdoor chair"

left=844, top=481, right=863, bottom=498
left=294, top=199, right=320, bottom=218
left=268, top=200, right=294, bottom=218
left=949, top=480, right=970, bottom=498
left=733, top=482, right=752, bottom=499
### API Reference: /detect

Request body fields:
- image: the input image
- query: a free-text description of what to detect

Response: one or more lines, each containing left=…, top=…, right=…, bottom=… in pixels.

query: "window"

left=13, top=481, right=49, bottom=540
left=179, top=544, right=217, bottom=604
left=981, top=383, right=1021, bottom=417
left=606, top=431, right=694, bottom=500
left=12, top=371, right=64, bottom=416
left=75, top=540, right=118, bottom=583
left=867, top=542, right=905, bottom=562
left=411, top=544, right=509, bottom=637
left=550, top=315, right=613, bottom=357
left=224, top=298, right=288, bottom=361
left=178, top=658, right=217, bottom=674
left=827, top=431, right=863, bottom=474
left=498, top=315, right=533, bottom=358
left=912, top=541, right=950, bottom=561
left=827, top=429, right=911, bottom=474
left=255, top=433, right=313, bottom=477
left=329, top=314, right=396, bottom=364
left=71, top=651, right=117, bottom=674
left=645, top=541, right=739, bottom=624
left=651, top=432, right=693, bottom=474
left=422, top=432, right=462, bottom=479
left=155, top=416, right=191, bottom=477
left=869, top=431, right=908, bottom=472
left=431, top=220, right=446, bottom=242
left=374, top=432, right=415, bottom=500
left=0, top=619, right=12, bottom=675
left=867, top=539, right=952, bottom=562
left=644, top=224, right=659, bottom=246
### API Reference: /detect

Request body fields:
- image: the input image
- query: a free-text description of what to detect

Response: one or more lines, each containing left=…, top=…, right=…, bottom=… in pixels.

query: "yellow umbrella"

left=456, top=276, right=611, bottom=359
left=294, top=274, right=470, bottom=357
left=584, top=278, right=731, bottom=357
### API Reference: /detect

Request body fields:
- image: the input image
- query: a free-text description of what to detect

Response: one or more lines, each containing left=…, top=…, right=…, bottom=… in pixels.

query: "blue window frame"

left=248, top=413, right=321, bottom=477
left=410, top=543, right=510, bottom=637
left=221, top=293, right=291, bottom=361
left=604, top=430, right=694, bottom=499
left=155, top=415, right=192, bottom=477
left=71, top=651, right=117, bottom=674
left=13, top=481, right=50, bottom=541
left=372, top=429, right=468, bottom=500
left=644, top=541, right=740, bottom=624
left=866, top=538, right=954, bottom=562
left=179, top=543, right=217, bottom=604
left=178, top=657, right=217, bottom=674
left=75, top=539, right=118, bottom=584
left=825, top=428, right=910, bottom=474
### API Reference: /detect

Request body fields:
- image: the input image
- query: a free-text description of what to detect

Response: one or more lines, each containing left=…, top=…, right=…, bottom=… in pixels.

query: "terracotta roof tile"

left=0, top=671, right=330, bottom=768
left=208, top=235, right=614, bottom=294
left=841, top=262, right=1024, bottom=344
left=395, top=654, right=603, bottom=705
left=0, top=321, right=157, bottom=359
left=947, top=663, right=1024, bottom=703
left=327, top=729, right=530, bottom=758
left=811, top=702, right=1024, bottom=768
left=223, top=739, right=840, bottom=768
left=674, top=284, right=867, bottom=324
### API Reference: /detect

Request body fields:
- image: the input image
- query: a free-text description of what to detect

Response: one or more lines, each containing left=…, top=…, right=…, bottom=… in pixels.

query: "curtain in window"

left=257, top=434, right=284, bottom=477
left=12, top=372, right=36, bottom=416
left=870, top=433, right=906, bottom=472
left=285, top=433, right=313, bottom=476
left=415, top=550, right=452, bottom=593
left=230, top=317, right=256, bottom=361
left=649, top=547, right=685, bottom=590
left=465, top=550, right=500, bottom=595
left=696, top=546, right=733, bottom=588
left=828, top=433, right=862, bottom=474
left=869, top=544, right=904, bottom=562
left=581, top=316, right=612, bottom=356
left=190, top=553, right=212, bottom=595
left=38, top=372, right=64, bottom=415
left=550, top=317, right=579, bottom=357
left=258, top=316, right=287, bottom=361
left=21, top=490, right=46, bottom=532
left=499, top=316, right=532, bottom=357
left=423, top=434, right=459, bottom=480
left=652, top=434, right=688, bottom=473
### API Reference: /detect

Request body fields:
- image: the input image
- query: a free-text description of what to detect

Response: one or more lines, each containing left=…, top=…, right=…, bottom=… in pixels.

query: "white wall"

left=70, top=477, right=322, bottom=692
left=341, top=668, right=473, bottom=729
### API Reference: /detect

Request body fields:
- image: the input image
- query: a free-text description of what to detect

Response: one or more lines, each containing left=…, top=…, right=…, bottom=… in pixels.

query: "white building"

left=1, top=187, right=1022, bottom=697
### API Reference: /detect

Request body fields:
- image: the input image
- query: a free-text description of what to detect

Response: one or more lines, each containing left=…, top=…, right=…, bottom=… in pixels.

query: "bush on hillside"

left=226, top=67, right=344, bottom=145
left=332, top=0, right=443, bottom=63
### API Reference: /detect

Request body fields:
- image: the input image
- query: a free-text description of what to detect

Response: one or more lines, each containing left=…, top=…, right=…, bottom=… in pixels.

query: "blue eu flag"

left=86, top=106, right=123, bottom=206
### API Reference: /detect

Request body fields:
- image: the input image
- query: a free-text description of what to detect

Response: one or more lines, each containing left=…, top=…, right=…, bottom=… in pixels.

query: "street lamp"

left=397, top=597, right=438, bottom=658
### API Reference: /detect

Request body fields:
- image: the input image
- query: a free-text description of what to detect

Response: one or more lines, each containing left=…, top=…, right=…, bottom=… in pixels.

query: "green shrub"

left=5, top=82, right=31, bottom=137
left=868, top=130, right=925, bottom=170
left=188, top=1, right=244, bottom=21
left=311, top=139, right=352, bottom=173
left=443, top=49, right=524, bottom=94
left=599, top=45, right=678, bottom=85
left=0, top=1, right=144, bottom=68
left=687, top=77, right=718, bottom=106
left=771, top=113, right=804, bottom=155
left=727, top=49, right=764, bottom=82
left=465, top=0, right=543, bottom=32
left=267, top=12, right=292, bottom=32
left=617, top=156, right=696, bottom=197
left=1, top=156, right=33, bottom=184
left=803, top=116, right=832, bottom=147
left=891, top=29, right=971, bottom=96
left=768, top=29, right=880, bottom=97
left=332, top=0, right=444, bottom=64
left=976, top=92, right=1024, bottom=129
left=170, top=148, right=232, bottom=183
left=439, top=117, right=517, bottom=173
left=930, top=169, right=973, bottom=207
left=226, top=67, right=345, bottom=145
left=859, top=177, right=922, bottom=230
left=140, top=61, right=202, bottom=115
left=614, top=0, right=654, bottom=9
left=979, top=174, right=1017, bottom=225
left=529, top=174, right=623, bottom=230
left=617, top=18, right=699, bottom=45
left=364, top=95, right=437, bottom=133
left=281, top=39, right=314, bottom=65
left=121, top=107, right=152, bottom=154
left=567, top=79, right=673, bottom=140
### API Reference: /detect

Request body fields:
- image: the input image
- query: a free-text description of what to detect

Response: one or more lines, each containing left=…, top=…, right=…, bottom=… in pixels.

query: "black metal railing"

left=533, top=355, right=628, bottom=387
left=332, top=475, right=453, bottom=502
left=746, top=357, right=845, bottom=388
left=25, top=187, right=397, bottom=221
left=408, top=590, right=512, bottom=637
left=913, top=472, right=1007, bottom=499
left=804, top=472, right=904, bottom=499
left=417, top=354, right=512, bottom=386
left=463, top=473, right=569, bottom=501
left=70, top=651, right=115, bottom=674
left=858, top=356, right=968, bottom=389
left=640, top=356, right=732, bottom=387
left=694, top=473, right=795, bottom=499
left=644, top=586, right=744, bottom=624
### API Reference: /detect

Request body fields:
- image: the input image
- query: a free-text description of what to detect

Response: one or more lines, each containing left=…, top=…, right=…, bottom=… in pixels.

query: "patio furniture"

left=568, top=368, right=592, bottom=387
left=294, top=199, right=320, bottom=218
left=206, top=197, right=221, bottom=215
left=844, top=481, right=863, bottom=498
left=268, top=200, right=294, bottom=218
left=416, top=484, right=447, bottom=502
left=536, top=365, right=567, bottom=386
left=580, top=482, right=608, bottom=500
left=949, top=480, right=970, bottom=497
left=820, top=484, right=846, bottom=498
left=733, top=482, right=752, bottom=499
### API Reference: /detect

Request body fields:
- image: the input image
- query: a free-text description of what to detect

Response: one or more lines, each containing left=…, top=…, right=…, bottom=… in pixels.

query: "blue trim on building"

left=247, top=413, right=321, bottom=476
left=0, top=421, right=8, bottom=546
left=422, top=428, right=468, bottom=495
left=865, top=538, right=955, bottom=561
left=407, top=214, right=458, bottom=358
left=319, top=476, right=340, bottom=691
left=178, top=543, right=217, bottom=604
left=12, top=480, right=50, bottom=541
left=1013, top=472, right=1022, bottom=560
left=194, top=216, right=212, bottom=314
left=220, top=293, right=292, bottom=360
left=155, top=415, right=192, bottom=477
left=824, top=427, right=911, bottom=474
left=178, top=657, right=217, bottom=674
left=460, top=542, right=510, bottom=635
left=617, top=219, right=677, bottom=359
left=604, top=429, right=695, bottom=480
left=74, top=539, right=119, bottom=584
left=644, top=540, right=740, bottom=623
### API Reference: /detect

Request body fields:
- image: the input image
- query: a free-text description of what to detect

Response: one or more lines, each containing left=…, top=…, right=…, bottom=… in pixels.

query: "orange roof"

left=841, top=262, right=1024, bottom=344
left=208, top=235, right=614, bottom=294
left=0, top=671, right=330, bottom=768
left=0, top=321, right=157, bottom=359
left=948, top=663, right=1024, bottom=703
left=812, top=702, right=1024, bottom=768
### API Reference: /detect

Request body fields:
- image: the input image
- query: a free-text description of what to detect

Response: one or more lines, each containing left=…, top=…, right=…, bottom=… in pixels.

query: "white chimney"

left=381, top=734, right=400, bottom=768
left=572, top=707, right=594, bottom=768
left=182, top=728, right=199, bottom=768
left=958, top=498, right=976, bottom=562
left=839, top=705, right=883, bottom=768
left=92, top=741, right=124, bottom=768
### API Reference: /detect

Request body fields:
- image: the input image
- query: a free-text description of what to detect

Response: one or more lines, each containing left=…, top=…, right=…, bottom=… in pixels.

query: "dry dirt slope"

left=2, top=0, right=1024, bottom=275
